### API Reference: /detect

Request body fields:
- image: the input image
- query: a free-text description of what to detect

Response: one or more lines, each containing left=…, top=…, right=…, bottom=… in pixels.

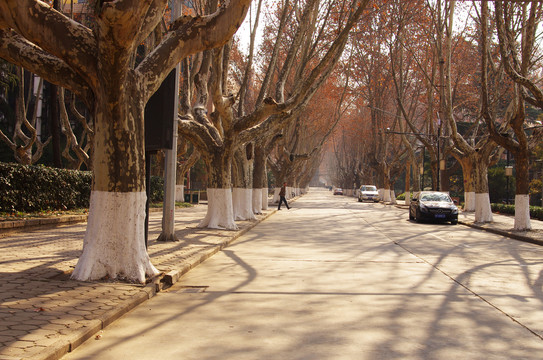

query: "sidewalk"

left=0, top=203, right=278, bottom=360
left=2, top=199, right=543, bottom=360
left=457, top=210, right=543, bottom=246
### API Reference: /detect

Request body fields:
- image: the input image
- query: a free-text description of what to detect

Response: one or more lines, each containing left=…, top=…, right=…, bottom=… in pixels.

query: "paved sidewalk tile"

left=458, top=210, right=543, bottom=245
left=0, top=204, right=276, bottom=360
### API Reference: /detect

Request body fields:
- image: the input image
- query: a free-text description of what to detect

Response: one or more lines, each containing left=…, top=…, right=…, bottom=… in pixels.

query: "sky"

left=234, top=0, right=268, bottom=55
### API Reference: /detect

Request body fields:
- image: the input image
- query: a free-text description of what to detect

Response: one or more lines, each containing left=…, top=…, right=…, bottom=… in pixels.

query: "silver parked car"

left=358, top=185, right=380, bottom=202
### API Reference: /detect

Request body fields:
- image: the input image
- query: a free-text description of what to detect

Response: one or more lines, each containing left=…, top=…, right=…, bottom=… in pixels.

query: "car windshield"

left=364, top=186, right=377, bottom=191
left=420, top=193, right=451, bottom=202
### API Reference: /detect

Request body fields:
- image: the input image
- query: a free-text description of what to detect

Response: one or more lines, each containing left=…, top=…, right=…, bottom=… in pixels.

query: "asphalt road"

left=62, top=188, right=543, bottom=360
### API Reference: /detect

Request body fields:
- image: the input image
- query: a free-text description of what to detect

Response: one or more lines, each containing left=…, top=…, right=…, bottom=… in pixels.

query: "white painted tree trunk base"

left=389, top=190, right=396, bottom=204
left=272, top=188, right=280, bottom=203
left=252, top=188, right=263, bottom=214
left=198, top=188, right=238, bottom=230
left=232, top=188, right=243, bottom=220
left=262, top=188, right=269, bottom=210
left=175, top=185, right=184, bottom=202
left=514, top=194, right=532, bottom=231
left=404, top=191, right=410, bottom=205
left=382, top=189, right=391, bottom=202
left=233, top=188, right=256, bottom=221
left=71, top=191, right=158, bottom=283
left=475, top=192, right=493, bottom=223
left=464, top=192, right=475, bottom=212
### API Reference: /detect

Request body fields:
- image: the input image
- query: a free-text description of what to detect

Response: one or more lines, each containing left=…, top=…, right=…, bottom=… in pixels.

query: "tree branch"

left=0, top=29, right=94, bottom=107
left=136, top=0, right=252, bottom=103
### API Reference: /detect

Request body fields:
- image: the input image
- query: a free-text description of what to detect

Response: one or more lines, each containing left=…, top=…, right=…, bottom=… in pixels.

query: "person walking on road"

left=278, top=182, right=290, bottom=210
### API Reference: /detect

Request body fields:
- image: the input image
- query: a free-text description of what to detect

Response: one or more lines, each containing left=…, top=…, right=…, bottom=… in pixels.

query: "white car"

left=358, top=185, right=380, bottom=202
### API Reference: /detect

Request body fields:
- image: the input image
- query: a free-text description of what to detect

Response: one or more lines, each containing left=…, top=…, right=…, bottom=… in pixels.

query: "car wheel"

left=451, top=220, right=458, bottom=225
left=358, top=198, right=362, bottom=202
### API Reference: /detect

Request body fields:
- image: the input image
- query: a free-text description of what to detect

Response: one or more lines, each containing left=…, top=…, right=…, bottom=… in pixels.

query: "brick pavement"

left=1, top=198, right=543, bottom=360
left=0, top=204, right=276, bottom=360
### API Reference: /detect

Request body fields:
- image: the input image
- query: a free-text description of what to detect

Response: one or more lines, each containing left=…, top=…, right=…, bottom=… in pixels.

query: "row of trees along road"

left=329, top=0, right=542, bottom=231
left=0, top=0, right=371, bottom=283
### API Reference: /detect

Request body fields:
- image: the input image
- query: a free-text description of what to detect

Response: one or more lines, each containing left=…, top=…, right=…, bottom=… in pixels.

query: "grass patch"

left=149, top=202, right=192, bottom=208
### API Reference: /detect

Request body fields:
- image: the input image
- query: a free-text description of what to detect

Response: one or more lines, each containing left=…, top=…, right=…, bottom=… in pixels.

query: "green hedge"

left=491, top=203, right=543, bottom=221
left=0, top=163, right=92, bottom=212
left=149, top=176, right=164, bottom=203
left=0, top=163, right=166, bottom=213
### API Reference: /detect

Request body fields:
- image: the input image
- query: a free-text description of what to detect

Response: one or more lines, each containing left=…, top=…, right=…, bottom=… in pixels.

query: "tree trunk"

left=381, top=164, right=391, bottom=202
left=72, top=88, right=158, bottom=283
left=404, top=162, right=411, bottom=205
left=514, top=151, right=532, bottom=230
left=473, top=158, right=493, bottom=223
left=232, top=144, right=256, bottom=221
left=199, top=149, right=237, bottom=230
left=252, top=144, right=267, bottom=214
left=457, top=157, right=475, bottom=212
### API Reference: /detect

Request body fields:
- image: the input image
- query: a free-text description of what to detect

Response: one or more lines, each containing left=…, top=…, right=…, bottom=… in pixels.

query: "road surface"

left=63, top=188, right=543, bottom=360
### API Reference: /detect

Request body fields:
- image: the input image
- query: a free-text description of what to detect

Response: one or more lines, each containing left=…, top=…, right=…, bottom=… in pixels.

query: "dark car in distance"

left=409, top=191, right=458, bottom=225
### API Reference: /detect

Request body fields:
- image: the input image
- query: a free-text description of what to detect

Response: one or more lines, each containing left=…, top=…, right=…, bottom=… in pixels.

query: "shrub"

left=0, top=163, right=170, bottom=212
left=0, top=162, right=92, bottom=212
left=491, top=202, right=543, bottom=221
left=149, top=176, right=164, bottom=203
left=530, top=206, right=543, bottom=221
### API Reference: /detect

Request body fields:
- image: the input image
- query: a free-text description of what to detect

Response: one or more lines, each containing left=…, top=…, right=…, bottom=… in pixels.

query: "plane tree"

left=483, top=1, right=543, bottom=230
left=0, top=67, right=51, bottom=164
left=0, top=0, right=252, bottom=283
left=177, top=0, right=370, bottom=229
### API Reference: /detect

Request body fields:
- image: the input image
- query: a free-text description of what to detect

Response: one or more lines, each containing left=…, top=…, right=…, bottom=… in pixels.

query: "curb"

left=458, top=220, right=543, bottom=247
left=0, top=215, right=88, bottom=232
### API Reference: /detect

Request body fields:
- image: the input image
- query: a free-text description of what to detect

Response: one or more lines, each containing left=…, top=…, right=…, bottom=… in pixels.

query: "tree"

left=440, top=1, right=505, bottom=222
left=0, top=67, right=51, bottom=164
left=481, top=1, right=543, bottom=230
left=178, top=0, right=370, bottom=229
left=0, top=0, right=252, bottom=282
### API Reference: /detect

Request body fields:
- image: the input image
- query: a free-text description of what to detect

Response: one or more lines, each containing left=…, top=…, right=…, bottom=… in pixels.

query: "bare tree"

left=481, top=1, right=543, bottom=230
left=178, top=0, right=369, bottom=229
left=0, top=67, right=51, bottom=164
